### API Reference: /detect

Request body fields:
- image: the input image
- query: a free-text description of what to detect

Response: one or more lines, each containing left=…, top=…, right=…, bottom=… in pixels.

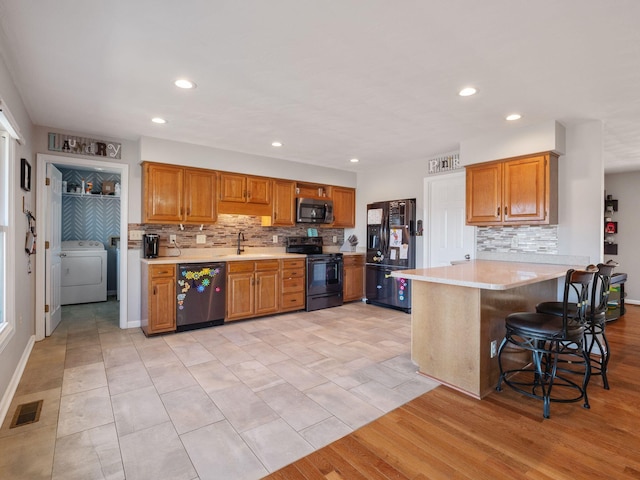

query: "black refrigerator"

left=365, top=198, right=416, bottom=313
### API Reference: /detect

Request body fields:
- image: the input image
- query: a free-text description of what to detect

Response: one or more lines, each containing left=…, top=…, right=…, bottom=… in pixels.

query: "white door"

left=45, top=164, right=63, bottom=335
left=425, top=172, right=475, bottom=267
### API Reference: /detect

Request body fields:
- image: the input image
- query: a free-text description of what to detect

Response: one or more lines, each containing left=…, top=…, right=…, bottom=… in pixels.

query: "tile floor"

left=0, top=298, right=439, bottom=480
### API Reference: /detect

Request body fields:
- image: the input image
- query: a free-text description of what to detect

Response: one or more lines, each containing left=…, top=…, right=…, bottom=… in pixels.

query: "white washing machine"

left=61, top=240, right=108, bottom=305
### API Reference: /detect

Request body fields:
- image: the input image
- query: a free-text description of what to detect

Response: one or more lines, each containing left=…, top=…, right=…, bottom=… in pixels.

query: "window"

left=0, top=131, right=14, bottom=348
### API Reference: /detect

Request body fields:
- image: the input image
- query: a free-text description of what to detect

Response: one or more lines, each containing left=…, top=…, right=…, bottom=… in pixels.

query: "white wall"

left=353, top=156, right=431, bottom=268
left=604, top=171, right=639, bottom=302
left=557, top=121, right=604, bottom=264
left=0, top=50, right=36, bottom=414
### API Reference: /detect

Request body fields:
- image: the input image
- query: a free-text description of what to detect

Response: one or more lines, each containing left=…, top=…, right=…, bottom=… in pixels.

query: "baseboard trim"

left=0, top=335, right=35, bottom=426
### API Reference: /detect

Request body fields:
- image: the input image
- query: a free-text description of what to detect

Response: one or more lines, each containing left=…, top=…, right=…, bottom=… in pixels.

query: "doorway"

left=35, top=154, right=129, bottom=340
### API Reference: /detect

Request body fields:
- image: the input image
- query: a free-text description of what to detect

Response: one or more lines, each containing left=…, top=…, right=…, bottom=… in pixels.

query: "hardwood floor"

left=265, top=305, right=640, bottom=479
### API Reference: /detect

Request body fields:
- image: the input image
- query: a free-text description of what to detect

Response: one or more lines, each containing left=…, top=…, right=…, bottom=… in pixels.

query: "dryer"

left=61, top=240, right=107, bottom=305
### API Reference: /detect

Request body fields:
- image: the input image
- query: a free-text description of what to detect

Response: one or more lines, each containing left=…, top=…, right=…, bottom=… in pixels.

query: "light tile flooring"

left=0, top=298, right=439, bottom=480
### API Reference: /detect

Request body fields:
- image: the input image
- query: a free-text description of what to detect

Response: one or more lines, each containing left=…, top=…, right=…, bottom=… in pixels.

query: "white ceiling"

left=1, top=0, right=639, bottom=173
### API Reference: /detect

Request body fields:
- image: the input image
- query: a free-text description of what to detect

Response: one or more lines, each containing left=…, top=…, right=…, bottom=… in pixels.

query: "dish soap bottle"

left=114, top=182, right=121, bottom=197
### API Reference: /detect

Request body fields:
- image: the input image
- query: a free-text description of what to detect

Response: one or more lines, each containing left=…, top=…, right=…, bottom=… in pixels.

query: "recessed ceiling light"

left=459, top=87, right=477, bottom=97
left=506, top=114, right=522, bottom=121
left=271, top=141, right=283, bottom=147
left=151, top=117, right=167, bottom=124
left=174, top=79, right=196, bottom=89
left=350, top=158, right=359, bottom=163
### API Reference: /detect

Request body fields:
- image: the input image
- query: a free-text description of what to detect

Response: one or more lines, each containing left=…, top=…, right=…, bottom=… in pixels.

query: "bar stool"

left=536, top=261, right=618, bottom=389
left=496, top=267, right=596, bottom=418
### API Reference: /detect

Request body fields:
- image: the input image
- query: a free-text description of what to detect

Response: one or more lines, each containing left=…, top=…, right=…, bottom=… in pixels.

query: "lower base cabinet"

left=141, top=264, right=176, bottom=335
left=343, top=254, right=365, bottom=302
left=226, top=260, right=279, bottom=321
left=281, top=258, right=306, bottom=312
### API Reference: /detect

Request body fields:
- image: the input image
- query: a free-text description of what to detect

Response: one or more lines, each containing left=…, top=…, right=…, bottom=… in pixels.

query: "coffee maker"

left=143, top=234, right=159, bottom=258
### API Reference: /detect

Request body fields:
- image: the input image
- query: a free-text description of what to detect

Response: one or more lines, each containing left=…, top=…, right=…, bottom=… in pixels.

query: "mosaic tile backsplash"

left=129, top=214, right=345, bottom=251
left=476, top=225, right=558, bottom=254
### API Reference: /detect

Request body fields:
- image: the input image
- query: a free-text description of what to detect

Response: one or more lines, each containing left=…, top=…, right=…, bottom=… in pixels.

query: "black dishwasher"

left=176, top=262, right=226, bottom=331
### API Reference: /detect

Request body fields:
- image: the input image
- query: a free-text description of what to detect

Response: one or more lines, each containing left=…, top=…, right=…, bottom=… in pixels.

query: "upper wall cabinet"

left=271, top=180, right=296, bottom=226
left=218, top=172, right=272, bottom=216
left=466, top=152, right=558, bottom=226
left=330, top=186, right=356, bottom=228
left=143, top=162, right=217, bottom=224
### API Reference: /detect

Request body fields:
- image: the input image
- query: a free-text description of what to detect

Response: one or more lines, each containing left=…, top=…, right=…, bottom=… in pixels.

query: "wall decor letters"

left=48, top=132, right=122, bottom=159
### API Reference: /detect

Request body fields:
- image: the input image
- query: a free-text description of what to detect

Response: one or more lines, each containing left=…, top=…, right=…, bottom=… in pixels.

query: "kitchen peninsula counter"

left=391, top=260, right=577, bottom=399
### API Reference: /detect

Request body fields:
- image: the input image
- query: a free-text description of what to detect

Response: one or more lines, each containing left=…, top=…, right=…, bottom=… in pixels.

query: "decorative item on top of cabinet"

left=141, top=264, right=176, bottom=335
left=466, top=151, right=558, bottom=226
left=604, top=195, right=618, bottom=255
left=226, top=260, right=279, bottom=321
left=343, top=254, right=365, bottom=302
left=142, top=162, right=217, bottom=224
left=330, top=186, right=356, bottom=228
left=280, top=258, right=306, bottom=312
left=218, top=172, right=272, bottom=216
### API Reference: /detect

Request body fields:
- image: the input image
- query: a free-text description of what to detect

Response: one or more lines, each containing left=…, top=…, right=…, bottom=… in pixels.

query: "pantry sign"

left=48, top=132, right=121, bottom=159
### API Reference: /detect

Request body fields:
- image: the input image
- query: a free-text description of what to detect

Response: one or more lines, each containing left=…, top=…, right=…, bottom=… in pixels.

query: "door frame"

left=35, top=153, right=129, bottom=340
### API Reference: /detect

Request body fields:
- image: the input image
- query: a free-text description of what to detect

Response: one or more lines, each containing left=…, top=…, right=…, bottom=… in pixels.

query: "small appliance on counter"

left=143, top=234, right=159, bottom=258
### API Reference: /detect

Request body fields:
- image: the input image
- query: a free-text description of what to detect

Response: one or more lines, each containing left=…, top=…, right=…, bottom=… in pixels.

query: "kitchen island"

left=391, top=260, right=578, bottom=399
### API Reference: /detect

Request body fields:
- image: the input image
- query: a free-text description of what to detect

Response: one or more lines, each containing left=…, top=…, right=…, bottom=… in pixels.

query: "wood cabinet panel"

left=331, top=186, right=356, bottom=228
left=466, top=162, right=502, bottom=224
left=218, top=172, right=272, bottom=215
left=343, top=255, right=365, bottom=302
left=272, top=180, right=296, bottom=226
left=226, top=260, right=279, bottom=321
left=466, top=152, right=557, bottom=226
left=255, top=270, right=279, bottom=316
left=143, top=162, right=217, bottom=224
left=280, top=258, right=306, bottom=312
left=142, top=264, right=176, bottom=335
left=184, top=168, right=217, bottom=223
left=144, top=163, right=184, bottom=223
left=226, top=270, right=254, bottom=321
left=503, top=155, right=547, bottom=223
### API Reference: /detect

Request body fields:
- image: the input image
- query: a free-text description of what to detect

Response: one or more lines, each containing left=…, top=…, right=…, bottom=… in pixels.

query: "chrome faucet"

left=237, top=231, right=245, bottom=255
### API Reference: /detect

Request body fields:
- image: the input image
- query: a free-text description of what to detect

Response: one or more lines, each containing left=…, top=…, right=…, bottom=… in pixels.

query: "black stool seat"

left=505, top=312, right=584, bottom=339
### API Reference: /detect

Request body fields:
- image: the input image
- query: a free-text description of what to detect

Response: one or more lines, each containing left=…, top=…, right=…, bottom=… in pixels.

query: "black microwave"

left=296, top=198, right=334, bottom=224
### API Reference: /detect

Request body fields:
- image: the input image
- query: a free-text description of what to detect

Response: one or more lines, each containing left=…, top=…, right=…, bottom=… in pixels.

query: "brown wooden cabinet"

left=280, top=258, right=306, bottom=312
left=218, top=172, right=272, bottom=216
left=343, top=254, right=365, bottom=302
left=330, top=186, right=356, bottom=228
left=226, top=260, right=279, bottom=321
left=271, top=180, right=296, bottom=226
left=466, top=152, right=558, bottom=226
left=143, top=162, right=217, bottom=224
left=141, top=264, right=176, bottom=335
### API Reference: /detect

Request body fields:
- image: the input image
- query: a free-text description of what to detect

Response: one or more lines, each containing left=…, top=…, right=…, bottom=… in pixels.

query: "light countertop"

left=140, top=248, right=364, bottom=265
left=391, top=260, right=580, bottom=290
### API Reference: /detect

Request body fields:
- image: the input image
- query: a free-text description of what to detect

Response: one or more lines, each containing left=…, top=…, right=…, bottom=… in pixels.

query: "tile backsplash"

left=476, top=225, right=558, bottom=254
left=129, top=214, right=345, bottom=251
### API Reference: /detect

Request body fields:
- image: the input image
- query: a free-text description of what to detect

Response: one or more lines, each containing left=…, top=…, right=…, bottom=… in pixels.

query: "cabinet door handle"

left=497, top=207, right=500, bottom=216
left=187, top=208, right=191, bottom=216
left=153, top=286, right=157, bottom=295
left=504, top=206, right=508, bottom=216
